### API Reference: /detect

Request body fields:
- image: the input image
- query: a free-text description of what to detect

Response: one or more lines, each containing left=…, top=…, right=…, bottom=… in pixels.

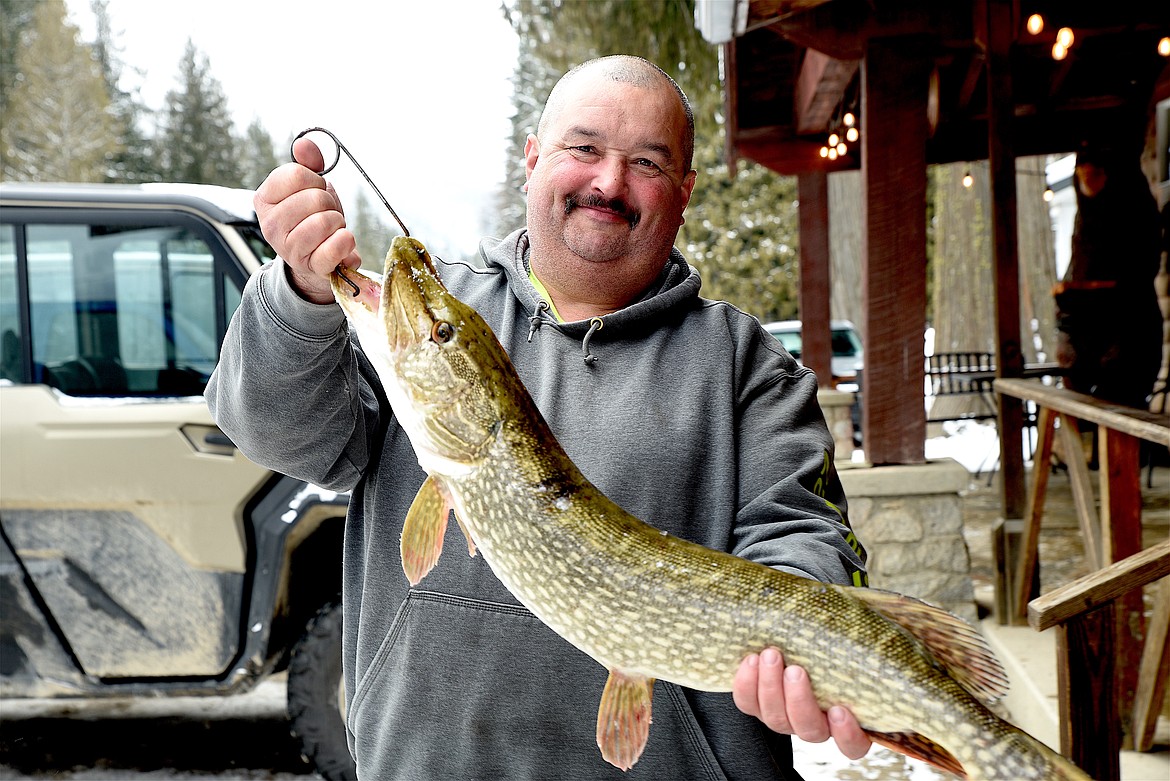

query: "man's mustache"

left=564, top=194, right=641, bottom=228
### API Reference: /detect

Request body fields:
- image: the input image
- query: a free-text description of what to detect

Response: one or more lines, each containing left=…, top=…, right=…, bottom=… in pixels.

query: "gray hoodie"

left=207, top=228, right=867, bottom=780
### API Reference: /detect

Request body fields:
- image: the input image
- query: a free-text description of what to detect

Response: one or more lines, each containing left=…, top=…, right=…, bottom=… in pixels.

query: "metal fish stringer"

left=290, top=127, right=410, bottom=297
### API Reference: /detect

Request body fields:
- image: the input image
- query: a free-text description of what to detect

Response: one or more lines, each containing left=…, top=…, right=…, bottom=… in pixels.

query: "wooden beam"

left=1028, top=540, right=1170, bottom=631
left=794, top=50, right=859, bottom=134
left=798, top=171, right=832, bottom=387
left=994, top=379, right=1170, bottom=443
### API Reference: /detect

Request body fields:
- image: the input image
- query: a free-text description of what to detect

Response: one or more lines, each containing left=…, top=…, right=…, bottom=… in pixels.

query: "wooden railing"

left=1028, top=541, right=1170, bottom=781
left=994, top=378, right=1170, bottom=780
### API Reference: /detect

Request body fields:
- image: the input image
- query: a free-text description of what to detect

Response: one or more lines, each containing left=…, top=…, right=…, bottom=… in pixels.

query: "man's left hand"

left=733, top=647, right=872, bottom=760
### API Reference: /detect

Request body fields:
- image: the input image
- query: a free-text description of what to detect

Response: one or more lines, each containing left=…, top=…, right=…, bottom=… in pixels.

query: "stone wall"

left=839, top=459, right=979, bottom=625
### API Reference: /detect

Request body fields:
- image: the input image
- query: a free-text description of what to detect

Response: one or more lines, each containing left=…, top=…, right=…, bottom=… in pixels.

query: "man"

left=208, top=56, right=871, bottom=779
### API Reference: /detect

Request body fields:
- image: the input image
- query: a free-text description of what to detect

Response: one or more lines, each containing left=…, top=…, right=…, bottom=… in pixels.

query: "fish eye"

left=431, top=321, right=455, bottom=343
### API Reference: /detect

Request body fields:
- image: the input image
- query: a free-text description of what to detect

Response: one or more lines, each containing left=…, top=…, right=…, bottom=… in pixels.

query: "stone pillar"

left=817, top=388, right=856, bottom=462
left=840, top=458, right=977, bottom=625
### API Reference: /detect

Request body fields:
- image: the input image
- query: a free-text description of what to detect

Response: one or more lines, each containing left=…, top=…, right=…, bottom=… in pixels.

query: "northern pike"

left=331, top=235, right=1091, bottom=780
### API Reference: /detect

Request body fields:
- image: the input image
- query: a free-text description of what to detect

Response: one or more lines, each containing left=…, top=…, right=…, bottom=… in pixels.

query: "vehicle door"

left=0, top=207, right=270, bottom=683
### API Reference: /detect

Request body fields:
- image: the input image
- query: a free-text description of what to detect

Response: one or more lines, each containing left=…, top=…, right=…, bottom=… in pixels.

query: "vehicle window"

left=0, top=224, right=20, bottom=382
left=831, top=328, right=861, bottom=358
left=772, top=331, right=802, bottom=356
left=4, top=217, right=244, bottom=397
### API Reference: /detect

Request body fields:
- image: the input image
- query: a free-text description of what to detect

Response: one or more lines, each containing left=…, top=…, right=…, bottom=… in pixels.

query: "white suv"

left=0, top=182, right=355, bottom=780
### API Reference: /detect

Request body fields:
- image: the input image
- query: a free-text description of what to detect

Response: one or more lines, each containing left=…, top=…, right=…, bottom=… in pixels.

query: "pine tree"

left=90, top=0, right=155, bottom=182
left=352, top=192, right=396, bottom=272
left=0, top=0, right=36, bottom=125
left=155, top=40, right=241, bottom=186
left=1, top=0, right=117, bottom=181
left=239, top=117, right=280, bottom=190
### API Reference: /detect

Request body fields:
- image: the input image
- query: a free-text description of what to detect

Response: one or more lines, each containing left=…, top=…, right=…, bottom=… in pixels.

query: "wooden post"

left=798, top=171, right=832, bottom=388
left=860, top=38, right=929, bottom=465
left=1100, top=427, right=1145, bottom=747
left=984, top=0, right=1026, bottom=517
left=1056, top=604, right=1121, bottom=781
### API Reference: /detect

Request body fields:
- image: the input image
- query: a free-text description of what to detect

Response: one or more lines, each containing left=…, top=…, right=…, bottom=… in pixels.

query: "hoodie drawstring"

left=529, top=302, right=605, bottom=366
left=528, top=301, right=551, bottom=342
left=582, top=317, right=604, bottom=366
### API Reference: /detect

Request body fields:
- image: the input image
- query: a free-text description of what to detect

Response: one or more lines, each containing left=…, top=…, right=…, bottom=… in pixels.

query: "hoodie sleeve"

left=205, top=259, right=384, bottom=492
left=730, top=334, right=868, bottom=587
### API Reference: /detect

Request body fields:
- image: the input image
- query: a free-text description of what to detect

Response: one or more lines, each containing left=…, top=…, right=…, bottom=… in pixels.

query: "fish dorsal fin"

left=849, top=587, right=1009, bottom=702
left=866, top=730, right=967, bottom=779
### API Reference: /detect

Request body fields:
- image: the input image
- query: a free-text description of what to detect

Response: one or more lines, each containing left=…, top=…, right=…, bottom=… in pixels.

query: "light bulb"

left=819, top=146, right=829, bottom=158
left=828, top=133, right=840, bottom=147
left=1056, top=27, right=1073, bottom=48
left=1026, top=14, right=1044, bottom=35
left=1159, top=37, right=1170, bottom=57
left=846, top=127, right=859, bottom=142
left=843, top=112, right=855, bottom=127
left=1043, top=188, right=1054, bottom=202
left=828, top=148, right=839, bottom=161
left=837, top=143, right=847, bottom=155
left=1052, top=42, right=1068, bottom=61
left=962, top=171, right=974, bottom=188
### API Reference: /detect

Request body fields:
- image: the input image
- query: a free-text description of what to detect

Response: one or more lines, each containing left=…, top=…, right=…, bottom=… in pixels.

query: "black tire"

left=288, top=600, right=356, bottom=780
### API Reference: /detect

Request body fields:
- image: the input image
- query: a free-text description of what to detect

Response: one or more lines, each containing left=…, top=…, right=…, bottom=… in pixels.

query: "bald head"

left=538, top=56, right=695, bottom=172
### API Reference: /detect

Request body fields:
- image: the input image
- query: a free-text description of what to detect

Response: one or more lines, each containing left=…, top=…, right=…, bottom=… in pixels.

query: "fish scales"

left=332, top=236, right=1092, bottom=780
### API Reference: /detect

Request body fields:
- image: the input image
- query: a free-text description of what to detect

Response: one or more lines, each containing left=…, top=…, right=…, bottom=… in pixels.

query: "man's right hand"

left=254, top=138, right=363, bottom=304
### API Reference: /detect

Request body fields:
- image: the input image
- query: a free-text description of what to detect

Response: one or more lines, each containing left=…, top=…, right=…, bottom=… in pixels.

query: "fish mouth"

left=384, top=236, right=447, bottom=353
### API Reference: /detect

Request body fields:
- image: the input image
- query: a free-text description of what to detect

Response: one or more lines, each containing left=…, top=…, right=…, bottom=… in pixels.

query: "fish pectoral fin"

left=452, top=512, right=478, bottom=558
left=595, top=670, right=655, bottom=771
left=848, top=587, right=1009, bottom=703
left=400, top=476, right=452, bottom=586
left=866, top=730, right=967, bottom=779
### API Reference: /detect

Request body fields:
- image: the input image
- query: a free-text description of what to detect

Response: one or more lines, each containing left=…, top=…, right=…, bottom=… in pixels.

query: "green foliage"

left=239, top=117, right=281, bottom=190
left=90, top=0, right=156, bottom=183
left=495, top=0, right=800, bottom=321
left=1, top=0, right=115, bottom=181
left=154, top=40, right=242, bottom=186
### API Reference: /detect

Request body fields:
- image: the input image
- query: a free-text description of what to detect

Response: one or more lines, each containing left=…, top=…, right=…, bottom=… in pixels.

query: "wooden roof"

left=724, top=0, right=1170, bottom=174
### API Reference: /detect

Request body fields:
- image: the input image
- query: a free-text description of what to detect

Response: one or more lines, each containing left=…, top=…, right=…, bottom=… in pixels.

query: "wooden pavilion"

left=696, top=0, right=1169, bottom=508
left=693, top=3, right=1170, bottom=776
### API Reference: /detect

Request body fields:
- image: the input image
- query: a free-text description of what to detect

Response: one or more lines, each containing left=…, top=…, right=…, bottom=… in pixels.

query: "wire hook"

left=290, top=127, right=409, bottom=298
left=291, top=127, right=410, bottom=237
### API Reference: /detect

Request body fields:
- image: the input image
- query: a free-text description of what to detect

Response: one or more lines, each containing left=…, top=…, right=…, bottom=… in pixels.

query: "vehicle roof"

left=764, top=319, right=857, bottom=332
left=0, top=181, right=258, bottom=225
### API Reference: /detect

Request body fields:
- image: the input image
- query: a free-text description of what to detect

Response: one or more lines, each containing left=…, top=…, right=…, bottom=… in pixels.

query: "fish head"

left=332, top=236, right=526, bottom=474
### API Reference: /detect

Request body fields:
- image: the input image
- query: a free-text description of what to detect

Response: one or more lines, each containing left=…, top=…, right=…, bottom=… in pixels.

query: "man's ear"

left=523, top=134, right=540, bottom=190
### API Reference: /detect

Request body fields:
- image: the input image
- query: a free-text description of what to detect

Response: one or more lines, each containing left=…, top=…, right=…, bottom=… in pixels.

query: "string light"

left=1026, top=14, right=1044, bottom=35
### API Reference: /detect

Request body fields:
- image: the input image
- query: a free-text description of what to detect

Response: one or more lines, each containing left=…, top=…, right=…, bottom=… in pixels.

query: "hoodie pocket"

left=349, top=589, right=729, bottom=781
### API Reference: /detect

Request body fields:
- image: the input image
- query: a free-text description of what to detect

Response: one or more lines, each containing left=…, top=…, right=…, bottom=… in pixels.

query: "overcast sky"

left=64, top=0, right=521, bottom=258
